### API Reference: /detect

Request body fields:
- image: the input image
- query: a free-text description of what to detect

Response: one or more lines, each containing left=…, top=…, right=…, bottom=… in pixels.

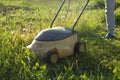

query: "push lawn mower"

left=27, top=0, right=89, bottom=64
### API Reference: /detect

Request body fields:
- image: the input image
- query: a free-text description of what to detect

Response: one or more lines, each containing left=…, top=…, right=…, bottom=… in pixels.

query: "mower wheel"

left=74, top=42, right=85, bottom=54
left=79, top=42, right=86, bottom=53
left=46, top=50, right=59, bottom=64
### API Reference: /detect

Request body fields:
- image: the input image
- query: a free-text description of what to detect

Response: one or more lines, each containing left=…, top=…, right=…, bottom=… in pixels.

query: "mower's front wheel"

left=74, top=42, right=86, bottom=54
left=46, top=50, right=59, bottom=64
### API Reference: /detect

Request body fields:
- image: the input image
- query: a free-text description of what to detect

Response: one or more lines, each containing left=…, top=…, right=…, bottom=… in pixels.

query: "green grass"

left=0, top=0, right=120, bottom=80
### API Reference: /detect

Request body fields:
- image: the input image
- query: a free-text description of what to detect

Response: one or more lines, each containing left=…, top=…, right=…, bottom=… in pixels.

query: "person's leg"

left=105, top=0, right=115, bottom=38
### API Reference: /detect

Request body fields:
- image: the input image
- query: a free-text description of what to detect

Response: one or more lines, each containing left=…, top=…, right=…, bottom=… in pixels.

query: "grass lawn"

left=0, top=0, right=120, bottom=80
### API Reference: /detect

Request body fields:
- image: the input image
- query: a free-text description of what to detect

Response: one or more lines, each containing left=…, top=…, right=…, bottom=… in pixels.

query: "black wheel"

left=46, top=50, right=59, bottom=64
left=79, top=42, right=86, bottom=53
left=74, top=42, right=85, bottom=54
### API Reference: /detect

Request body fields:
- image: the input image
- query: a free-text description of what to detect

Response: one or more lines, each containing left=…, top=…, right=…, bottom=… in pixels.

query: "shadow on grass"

left=0, top=3, right=32, bottom=14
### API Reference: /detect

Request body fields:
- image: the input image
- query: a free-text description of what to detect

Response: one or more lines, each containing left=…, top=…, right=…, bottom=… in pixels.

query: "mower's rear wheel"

left=47, top=50, right=58, bottom=64
left=79, top=42, right=86, bottom=53
left=74, top=42, right=85, bottom=54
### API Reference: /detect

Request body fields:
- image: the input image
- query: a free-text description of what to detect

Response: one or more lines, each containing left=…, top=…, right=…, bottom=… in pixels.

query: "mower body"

left=27, top=27, right=78, bottom=58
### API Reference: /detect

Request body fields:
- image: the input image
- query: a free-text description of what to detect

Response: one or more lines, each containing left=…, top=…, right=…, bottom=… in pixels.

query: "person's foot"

left=104, top=33, right=116, bottom=39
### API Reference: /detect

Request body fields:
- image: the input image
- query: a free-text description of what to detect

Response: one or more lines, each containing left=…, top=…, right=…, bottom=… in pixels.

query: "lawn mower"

left=27, top=0, right=89, bottom=64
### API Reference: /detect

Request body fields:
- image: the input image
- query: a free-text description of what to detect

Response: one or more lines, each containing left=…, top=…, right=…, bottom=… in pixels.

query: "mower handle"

left=50, top=0, right=65, bottom=28
left=50, top=0, right=89, bottom=29
left=72, top=0, right=89, bottom=32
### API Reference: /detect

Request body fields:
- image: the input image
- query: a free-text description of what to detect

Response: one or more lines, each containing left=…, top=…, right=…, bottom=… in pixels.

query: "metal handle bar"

left=50, top=0, right=65, bottom=28
left=72, top=0, right=89, bottom=32
left=50, top=0, right=89, bottom=29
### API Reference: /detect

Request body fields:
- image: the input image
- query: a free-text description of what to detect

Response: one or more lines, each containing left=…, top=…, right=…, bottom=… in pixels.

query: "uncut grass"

left=0, top=0, right=120, bottom=79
